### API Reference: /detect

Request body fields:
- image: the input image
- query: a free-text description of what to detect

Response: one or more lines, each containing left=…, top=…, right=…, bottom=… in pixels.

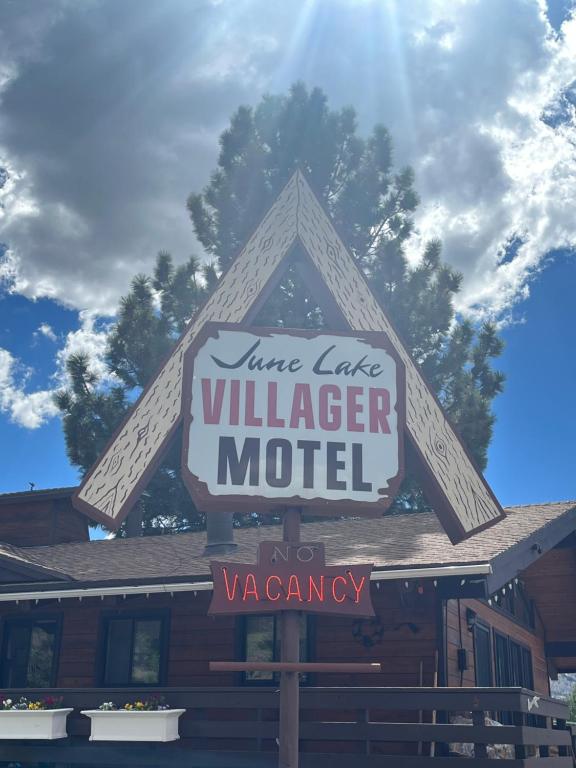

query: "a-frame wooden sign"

left=73, top=170, right=505, bottom=543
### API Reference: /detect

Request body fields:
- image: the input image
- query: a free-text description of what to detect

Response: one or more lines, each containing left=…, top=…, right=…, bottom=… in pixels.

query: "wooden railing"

left=0, top=686, right=571, bottom=766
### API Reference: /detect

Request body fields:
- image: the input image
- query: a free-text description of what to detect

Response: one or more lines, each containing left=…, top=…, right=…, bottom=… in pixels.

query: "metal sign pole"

left=279, top=507, right=301, bottom=768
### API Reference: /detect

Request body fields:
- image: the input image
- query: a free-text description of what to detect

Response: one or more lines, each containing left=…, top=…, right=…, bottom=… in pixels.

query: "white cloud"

left=0, top=311, right=114, bottom=429
left=36, top=323, right=57, bottom=342
left=0, top=0, right=574, bottom=324
left=0, top=348, right=58, bottom=429
left=55, top=310, right=113, bottom=384
left=398, top=0, right=576, bottom=320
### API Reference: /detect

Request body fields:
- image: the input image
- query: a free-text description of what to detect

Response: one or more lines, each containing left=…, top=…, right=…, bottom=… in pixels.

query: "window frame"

left=487, top=583, right=535, bottom=631
left=472, top=619, right=493, bottom=687
left=238, top=614, right=315, bottom=687
left=0, top=613, right=63, bottom=689
left=96, top=609, right=170, bottom=688
left=493, top=630, right=534, bottom=689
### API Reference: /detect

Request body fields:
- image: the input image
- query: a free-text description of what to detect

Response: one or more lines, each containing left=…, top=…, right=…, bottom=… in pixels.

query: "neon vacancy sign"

left=209, top=541, right=374, bottom=617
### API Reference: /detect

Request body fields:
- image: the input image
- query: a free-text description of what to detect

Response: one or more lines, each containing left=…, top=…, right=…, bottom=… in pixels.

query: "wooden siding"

left=445, top=598, right=549, bottom=695
left=0, top=581, right=438, bottom=690
left=0, top=577, right=561, bottom=695
left=524, top=548, right=576, bottom=643
left=313, top=581, right=438, bottom=688
left=0, top=497, right=88, bottom=547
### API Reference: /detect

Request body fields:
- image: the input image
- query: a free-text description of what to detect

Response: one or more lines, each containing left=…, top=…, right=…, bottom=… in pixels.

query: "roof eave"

left=486, top=503, right=576, bottom=594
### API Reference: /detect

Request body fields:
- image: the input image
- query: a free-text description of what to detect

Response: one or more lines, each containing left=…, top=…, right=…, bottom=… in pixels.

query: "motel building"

left=0, top=172, right=574, bottom=767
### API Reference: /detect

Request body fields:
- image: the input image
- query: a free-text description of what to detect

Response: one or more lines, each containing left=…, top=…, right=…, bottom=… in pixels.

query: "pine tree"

left=55, top=255, right=217, bottom=534
left=56, top=83, right=504, bottom=532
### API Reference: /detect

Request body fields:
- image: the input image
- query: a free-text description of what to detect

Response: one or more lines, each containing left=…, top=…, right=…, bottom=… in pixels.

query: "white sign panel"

left=182, top=324, right=405, bottom=515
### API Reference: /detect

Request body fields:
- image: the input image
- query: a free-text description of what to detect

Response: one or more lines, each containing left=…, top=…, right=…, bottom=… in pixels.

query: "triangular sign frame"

left=73, top=170, right=505, bottom=543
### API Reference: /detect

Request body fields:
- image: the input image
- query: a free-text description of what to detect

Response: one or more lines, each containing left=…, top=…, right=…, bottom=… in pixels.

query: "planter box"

left=0, top=708, right=73, bottom=739
left=81, top=709, right=185, bottom=742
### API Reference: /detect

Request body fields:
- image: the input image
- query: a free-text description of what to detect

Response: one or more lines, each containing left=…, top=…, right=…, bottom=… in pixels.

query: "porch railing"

left=0, top=686, right=571, bottom=766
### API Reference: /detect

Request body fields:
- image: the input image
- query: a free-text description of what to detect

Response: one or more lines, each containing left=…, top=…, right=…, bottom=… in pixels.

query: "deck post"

left=279, top=507, right=301, bottom=768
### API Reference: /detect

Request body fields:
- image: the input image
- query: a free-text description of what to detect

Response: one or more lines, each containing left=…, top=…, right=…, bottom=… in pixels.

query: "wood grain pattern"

left=74, top=174, right=300, bottom=526
left=295, top=172, right=504, bottom=540
left=75, top=170, right=504, bottom=541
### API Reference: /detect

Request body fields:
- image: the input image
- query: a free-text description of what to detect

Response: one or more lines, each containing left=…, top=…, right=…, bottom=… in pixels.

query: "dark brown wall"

left=0, top=496, right=88, bottom=546
left=0, top=579, right=553, bottom=694
left=445, top=598, right=549, bottom=695
left=0, top=581, right=439, bottom=690
left=523, top=546, right=576, bottom=672
left=523, top=547, right=576, bottom=642
left=313, top=580, right=438, bottom=688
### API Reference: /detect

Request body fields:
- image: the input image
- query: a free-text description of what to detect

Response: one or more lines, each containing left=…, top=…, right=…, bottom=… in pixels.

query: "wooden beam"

left=209, top=662, right=381, bottom=673
left=546, top=641, right=576, bottom=657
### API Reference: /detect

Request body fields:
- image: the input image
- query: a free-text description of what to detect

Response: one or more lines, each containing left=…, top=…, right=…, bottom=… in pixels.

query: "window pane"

left=510, top=641, right=523, bottom=686
left=131, top=620, right=162, bottom=684
left=521, top=646, right=534, bottom=689
left=245, top=615, right=309, bottom=684
left=27, top=623, right=57, bottom=688
left=2, top=621, right=57, bottom=688
left=494, top=633, right=510, bottom=686
left=246, top=616, right=274, bottom=682
left=474, top=625, right=492, bottom=686
left=4, top=625, right=32, bottom=687
left=104, top=619, right=133, bottom=685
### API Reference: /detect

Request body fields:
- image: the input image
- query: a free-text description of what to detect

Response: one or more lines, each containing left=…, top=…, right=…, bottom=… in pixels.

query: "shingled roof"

left=0, top=501, right=574, bottom=592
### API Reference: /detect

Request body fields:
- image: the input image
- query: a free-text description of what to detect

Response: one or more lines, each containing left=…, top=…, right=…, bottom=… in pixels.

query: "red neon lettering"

left=347, top=571, right=366, bottom=603
left=265, top=575, right=282, bottom=601
left=369, top=388, right=391, bottom=433
left=308, top=575, right=324, bottom=602
left=332, top=575, right=348, bottom=603
left=289, top=384, right=315, bottom=429
left=287, top=574, right=303, bottom=601
left=243, top=573, right=260, bottom=601
left=222, top=568, right=239, bottom=601
left=202, top=379, right=225, bottom=424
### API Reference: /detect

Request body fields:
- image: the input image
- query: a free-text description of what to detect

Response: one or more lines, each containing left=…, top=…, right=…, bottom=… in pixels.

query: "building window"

left=242, top=615, right=311, bottom=685
left=473, top=622, right=493, bottom=687
left=100, top=613, right=168, bottom=686
left=494, top=631, right=534, bottom=689
left=1, top=617, right=61, bottom=688
left=495, top=583, right=535, bottom=629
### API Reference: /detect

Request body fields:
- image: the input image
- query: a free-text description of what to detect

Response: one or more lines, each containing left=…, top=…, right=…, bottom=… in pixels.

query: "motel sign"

left=182, top=324, right=405, bottom=514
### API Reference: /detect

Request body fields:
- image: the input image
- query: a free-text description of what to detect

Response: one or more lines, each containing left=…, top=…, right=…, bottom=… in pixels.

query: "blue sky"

left=0, top=0, right=575, bottom=512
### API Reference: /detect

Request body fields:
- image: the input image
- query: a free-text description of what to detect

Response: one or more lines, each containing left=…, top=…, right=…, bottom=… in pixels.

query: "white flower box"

left=0, top=708, right=73, bottom=740
left=81, top=709, right=185, bottom=742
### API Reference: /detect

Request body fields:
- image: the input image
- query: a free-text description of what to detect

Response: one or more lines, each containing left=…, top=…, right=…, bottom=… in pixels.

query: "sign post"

left=71, top=170, right=507, bottom=767
left=279, top=507, right=301, bottom=768
left=188, top=324, right=399, bottom=768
